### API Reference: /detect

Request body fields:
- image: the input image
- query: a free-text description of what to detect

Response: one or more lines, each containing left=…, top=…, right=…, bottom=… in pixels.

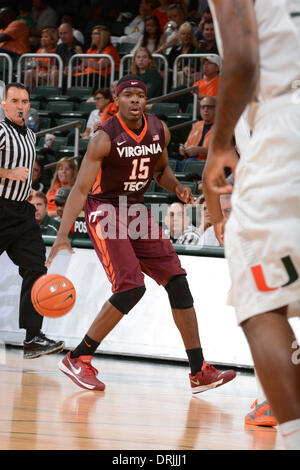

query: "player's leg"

left=58, top=286, right=146, bottom=392
left=164, top=275, right=236, bottom=393
left=59, top=203, right=147, bottom=390
left=242, top=308, right=300, bottom=448
left=72, top=285, right=146, bottom=355
left=133, top=214, right=236, bottom=393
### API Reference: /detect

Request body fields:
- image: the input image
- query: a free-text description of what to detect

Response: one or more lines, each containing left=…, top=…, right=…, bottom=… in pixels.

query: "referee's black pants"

left=0, top=197, right=47, bottom=334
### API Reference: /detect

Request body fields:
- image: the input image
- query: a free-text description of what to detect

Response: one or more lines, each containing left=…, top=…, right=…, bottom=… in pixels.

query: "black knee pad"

left=109, top=286, right=146, bottom=315
left=164, top=275, right=194, bottom=309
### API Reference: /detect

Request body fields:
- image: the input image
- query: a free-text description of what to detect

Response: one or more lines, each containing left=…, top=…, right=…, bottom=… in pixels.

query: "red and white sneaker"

left=58, top=352, right=105, bottom=391
left=190, top=361, right=236, bottom=394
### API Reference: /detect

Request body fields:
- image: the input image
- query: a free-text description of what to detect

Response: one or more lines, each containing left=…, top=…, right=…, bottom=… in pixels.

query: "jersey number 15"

left=129, top=157, right=151, bottom=180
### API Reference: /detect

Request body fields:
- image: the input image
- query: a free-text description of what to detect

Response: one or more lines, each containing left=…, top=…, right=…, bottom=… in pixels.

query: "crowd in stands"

left=0, top=0, right=230, bottom=248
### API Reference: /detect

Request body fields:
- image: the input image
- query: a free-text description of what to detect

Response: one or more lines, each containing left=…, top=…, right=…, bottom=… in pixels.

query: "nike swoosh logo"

left=117, top=140, right=126, bottom=146
left=131, top=82, right=138, bottom=85
left=282, top=428, right=300, bottom=438
left=191, top=379, right=200, bottom=385
left=55, top=293, right=73, bottom=307
left=67, top=356, right=81, bottom=375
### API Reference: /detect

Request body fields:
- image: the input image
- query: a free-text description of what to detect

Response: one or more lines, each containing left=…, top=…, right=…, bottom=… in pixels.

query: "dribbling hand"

left=176, top=184, right=195, bottom=204
left=45, top=235, right=75, bottom=268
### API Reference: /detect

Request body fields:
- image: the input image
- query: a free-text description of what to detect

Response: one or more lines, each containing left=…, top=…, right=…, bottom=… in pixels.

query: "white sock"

left=279, top=418, right=300, bottom=450
left=255, top=369, right=267, bottom=403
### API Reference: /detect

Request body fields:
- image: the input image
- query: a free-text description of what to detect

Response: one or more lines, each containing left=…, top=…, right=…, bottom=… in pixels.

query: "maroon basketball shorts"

left=84, top=198, right=186, bottom=293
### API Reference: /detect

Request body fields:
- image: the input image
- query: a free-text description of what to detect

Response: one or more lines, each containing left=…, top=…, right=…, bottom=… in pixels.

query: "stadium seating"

left=150, top=103, right=180, bottom=119
left=182, top=160, right=206, bottom=178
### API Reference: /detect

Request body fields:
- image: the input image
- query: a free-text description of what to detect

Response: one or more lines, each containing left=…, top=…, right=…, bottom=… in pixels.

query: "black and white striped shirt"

left=0, top=118, right=36, bottom=202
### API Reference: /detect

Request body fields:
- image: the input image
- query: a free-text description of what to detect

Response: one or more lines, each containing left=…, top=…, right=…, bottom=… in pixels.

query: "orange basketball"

left=31, top=274, right=76, bottom=318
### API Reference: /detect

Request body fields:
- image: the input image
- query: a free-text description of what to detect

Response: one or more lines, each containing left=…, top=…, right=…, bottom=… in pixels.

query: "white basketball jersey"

left=208, top=0, right=300, bottom=106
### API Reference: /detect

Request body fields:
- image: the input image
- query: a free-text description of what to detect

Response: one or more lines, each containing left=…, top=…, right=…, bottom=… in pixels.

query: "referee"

left=0, top=83, right=65, bottom=358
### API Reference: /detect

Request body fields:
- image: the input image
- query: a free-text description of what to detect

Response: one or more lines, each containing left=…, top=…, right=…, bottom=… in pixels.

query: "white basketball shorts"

left=225, top=99, right=300, bottom=325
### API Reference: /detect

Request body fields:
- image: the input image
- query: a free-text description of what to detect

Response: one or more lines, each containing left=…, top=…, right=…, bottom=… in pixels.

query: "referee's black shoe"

left=23, top=332, right=65, bottom=359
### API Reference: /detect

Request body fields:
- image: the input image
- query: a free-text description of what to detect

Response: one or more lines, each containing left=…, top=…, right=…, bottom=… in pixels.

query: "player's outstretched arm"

left=153, top=121, right=194, bottom=204
left=46, top=131, right=111, bottom=267
left=203, top=0, right=259, bottom=194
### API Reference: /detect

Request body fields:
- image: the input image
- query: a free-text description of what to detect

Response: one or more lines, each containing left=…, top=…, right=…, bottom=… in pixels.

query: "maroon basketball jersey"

left=89, top=112, right=165, bottom=205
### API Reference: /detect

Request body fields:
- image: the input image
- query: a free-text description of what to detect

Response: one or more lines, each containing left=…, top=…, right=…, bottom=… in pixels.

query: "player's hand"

left=45, top=235, right=75, bottom=268
left=213, top=219, right=226, bottom=246
left=10, top=166, right=29, bottom=182
left=175, top=183, right=194, bottom=204
left=184, top=146, right=201, bottom=158
left=203, top=146, right=238, bottom=194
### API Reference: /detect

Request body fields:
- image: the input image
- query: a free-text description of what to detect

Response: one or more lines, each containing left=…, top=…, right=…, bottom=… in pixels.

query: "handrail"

left=44, top=155, right=81, bottom=169
left=119, top=53, right=169, bottom=95
left=172, top=53, right=220, bottom=88
left=67, top=54, right=115, bottom=89
left=0, top=53, right=13, bottom=83
left=16, top=53, right=64, bottom=87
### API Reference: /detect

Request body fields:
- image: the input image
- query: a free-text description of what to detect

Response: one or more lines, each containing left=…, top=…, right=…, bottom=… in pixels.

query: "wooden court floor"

left=0, top=347, right=284, bottom=450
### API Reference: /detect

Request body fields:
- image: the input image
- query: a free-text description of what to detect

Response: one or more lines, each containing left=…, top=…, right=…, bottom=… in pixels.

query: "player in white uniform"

left=202, top=0, right=300, bottom=450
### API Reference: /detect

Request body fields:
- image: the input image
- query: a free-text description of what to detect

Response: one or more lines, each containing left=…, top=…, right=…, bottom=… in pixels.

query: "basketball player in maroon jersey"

left=46, top=74, right=236, bottom=392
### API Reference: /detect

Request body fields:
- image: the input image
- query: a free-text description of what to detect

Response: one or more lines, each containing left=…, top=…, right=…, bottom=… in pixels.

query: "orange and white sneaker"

left=58, top=352, right=105, bottom=391
left=189, top=361, right=236, bottom=394
left=245, top=399, right=277, bottom=427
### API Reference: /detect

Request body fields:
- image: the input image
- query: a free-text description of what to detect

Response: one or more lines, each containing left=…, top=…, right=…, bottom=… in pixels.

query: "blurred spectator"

left=57, top=13, right=84, bottom=46
left=112, top=0, right=156, bottom=45
left=17, top=1, right=34, bottom=29
left=32, top=156, right=45, bottom=192
left=0, top=7, right=30, bottom=58
left=67, top=85, right=113, bottom=143
left=99, top=80, right=118, bottom=124
left=73, top=25, right=120, bottom=89
left=25, top=27, right=58, bottom=92
left=177, top=96, right=216, bottom=170
left=80, top=88, right=113, bottom=139
left=130, top=47, right=162, bottom=99
left=131, top=15, right=162, bottom=54
left=31, top=191, right=60, bottom=236
left=168, top=22, right=199, bottom=87
left=51, top=22, right=83, bottom=87
left=164, top=202, right=201, bottom=245
left=30, top=0, right=58, bottom=48
left=194, top=6, right=212, bottom=41
left=195, top=194, right=212, bottom=235
left=46, top=157, right=78, bottom=217
left=155, top=3, right=185, bottom=54
left=198, top=19, right=218, bottom=54
left=152, top=0, right=170, bottom=32
left=199, top=194, right=232, bottom=246
left=188, top=0, right=208, bottom=16
left=193, top=56, right=221, bottom=98
left=51, top=187, right=71, bottom=222
left=79, top=0, right=104, bottom=26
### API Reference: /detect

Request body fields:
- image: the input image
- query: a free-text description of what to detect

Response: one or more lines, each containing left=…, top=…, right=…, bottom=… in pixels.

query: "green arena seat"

left=38, top=116, right=52, bottom=130
left=182, top=160, right=206, bottom=178
left=47, top=101, right=75, bottom=113
left=150, top=103, right=180, bottom=117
